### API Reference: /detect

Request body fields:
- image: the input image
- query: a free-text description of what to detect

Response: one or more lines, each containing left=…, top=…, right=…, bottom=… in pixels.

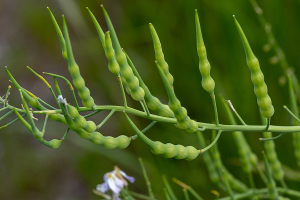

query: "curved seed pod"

left=14, top=91, right=62, bottom=149
left=101, top=6, right=145, bottom=101
left=47, top=7, right=68, bottom=61
left=195, top=10, right=215, bottom=95
left=197, top=132, right=222, bottom=186
left=156, top=62, right=198, bottom=132
left=105, top=32, right=120, bottom=75
left=263, top=152, right=279, bottom=200
left=6, top=67, right=66, bottom=124
left=149, top=23, right=174, bottom=86
left=62, top=16, right=95, bottom=108
left=234, top=16, right=274, bottom=118
left=125, top=113, right=199, bottom=160
left=124, top=50, right=174, bottom=118
left=288, top=76, right=300, bottom=167
left=65, top=105, right=130, bottom=149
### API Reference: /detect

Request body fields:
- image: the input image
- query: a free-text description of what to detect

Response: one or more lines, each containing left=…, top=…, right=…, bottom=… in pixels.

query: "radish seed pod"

left=234, top=16, right=274, bottom=118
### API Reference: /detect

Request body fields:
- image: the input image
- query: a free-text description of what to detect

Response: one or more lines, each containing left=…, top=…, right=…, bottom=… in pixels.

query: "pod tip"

left=100, top=4, right=103, bottom=7
left=233, top=15, right=235, bottom=17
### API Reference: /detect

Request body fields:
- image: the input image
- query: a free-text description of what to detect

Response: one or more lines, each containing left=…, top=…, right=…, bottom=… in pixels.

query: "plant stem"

left=212, top=95, right=219, bottom=126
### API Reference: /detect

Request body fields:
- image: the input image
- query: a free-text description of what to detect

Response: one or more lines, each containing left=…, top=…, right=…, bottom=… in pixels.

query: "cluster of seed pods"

left=2, top=4, right=300, bottom=199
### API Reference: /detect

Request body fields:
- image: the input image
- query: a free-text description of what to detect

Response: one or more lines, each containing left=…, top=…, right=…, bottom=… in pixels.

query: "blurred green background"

left=1, top=0, right=300, bottom=199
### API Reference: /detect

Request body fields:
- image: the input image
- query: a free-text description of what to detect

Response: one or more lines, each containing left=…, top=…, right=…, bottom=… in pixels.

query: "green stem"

left=131, top=121, right=156, bottom=140
left=163, top=188, right=172, bottom=200
left=265, top=118, right=271, bottom=131
left=44, top=72, right=79, bottom=109
left=129, top=191, right=155, bottom=200
left=183, top=189, right=190, bottom=200
left=0, top=114, right=26, bottom=130
left=201, top=130, right=222, bottom=153
left=162, top=175, right=177, bottom=200
left=139, top=158, right=155, bottom=198
left=284, top=105, right=300, bottom=123
left=212, top=95, right=219, bottom=126
left=222, top=170, right=236, bottom=200
left=83, top=110, right=101, bottom=118
left=259, top=133, right=286, bottom=141
left=42, top=114, right=49, bottom=133
left=0, top=110, right=14, bottom=120
left=0, top=107, right=9, bottom=112
left=4, top=85, right=11, bottom=107
left=118, top=75, right=128, bottom=108
left=142, top=99, right=151, bottom=117
left=38, top=98, right=57, bottom=110
left=61, top=127, right=70, bottom=141
left=225, top=99, right=247, bottom=125
left=97, top=109, right=115, bottom=129
left=5, top=103, right=300, bottom=133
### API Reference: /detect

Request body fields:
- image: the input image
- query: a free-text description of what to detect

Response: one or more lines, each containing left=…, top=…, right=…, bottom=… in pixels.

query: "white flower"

left=57, top=95, right=67, bottom=105
left=96, top=166, right=135, bottom=200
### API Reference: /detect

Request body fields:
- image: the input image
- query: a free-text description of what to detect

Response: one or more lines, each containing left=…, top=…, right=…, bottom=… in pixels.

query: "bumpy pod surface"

left=263, top=153, right=279, bottom=200
left=195, top=10, right=215, bottom=95
left=149, top=23, right=174, bottom=86
left=124, top=51, right=174, bottom=118
left=6, top=67, right=66, bottom=124
left=234, top=17, right=274, bottom=118
left=102, top=6, right=145, bottom=101
left=62, top=17, right=95, bottom=108
left=105, top=32, right=120, bottom=75
left=125, top=113, right=199, bottom=160
left=156, top=62, right=198, bottom=132
left=263, top=132, right=284, bottom=181
left=66, top=105, right=130, bottom=149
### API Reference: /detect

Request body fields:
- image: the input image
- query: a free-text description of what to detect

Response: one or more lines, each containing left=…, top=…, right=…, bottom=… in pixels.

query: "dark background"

left=0, top=0, right=300, bottom=199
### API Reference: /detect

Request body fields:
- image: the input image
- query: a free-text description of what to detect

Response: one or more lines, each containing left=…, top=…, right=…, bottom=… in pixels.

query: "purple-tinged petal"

left=96, top=182, right=109, bottom=193
left=108, top=176, right=122, bottom=195
left=120, top=170, right=135, bottom=183
left=103, top=173, right=108, bottom=181
left=114, top=175, right=125, bottom=188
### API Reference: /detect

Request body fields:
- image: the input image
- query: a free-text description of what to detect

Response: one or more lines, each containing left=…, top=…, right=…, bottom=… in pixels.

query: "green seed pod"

left=6, top=67, right=66, bottom=124
left=62, top=16, right=95, bottom=108
left=67, top=104, right=79, bottom=118
left=14, top=92, right=63, bottom=149
left=149, top=23, right=174, bottom=86
left=101, top=6, right=145, bottom=101
left=63, top=106, right=131, bottom=149
left=195, top=10, right=215, bottom=95
left=73, top=115, right=87, bottom=129
left=156, top=62, right=198, bottom=132
left=125, top=113, right=200, bottom=160
left=46, top=139, right=63, bottom=149
left=87, top=8, right=105, bottom=50
left=288, top=76, right=300, bottom=167
left=263, top=152, right=279, bottom=200
left=124, top=50, right=174, bottom=118
left=234, top=16, right=274, bottom=118
left=105, top=32, right=120, bottom=75
left=47, top=7, right=68, bottom=61
left=84, top=121, right=97, bottom=133
left=263, top=132, right=284, bottom=181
